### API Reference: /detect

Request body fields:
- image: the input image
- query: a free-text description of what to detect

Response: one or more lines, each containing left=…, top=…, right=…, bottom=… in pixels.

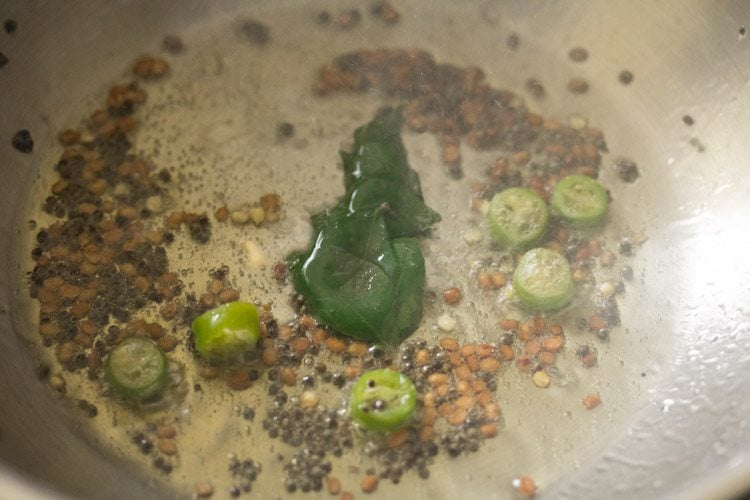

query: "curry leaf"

left=340, top=107, right=438, bottom=236
left=288, top=108, right=439, bottom=344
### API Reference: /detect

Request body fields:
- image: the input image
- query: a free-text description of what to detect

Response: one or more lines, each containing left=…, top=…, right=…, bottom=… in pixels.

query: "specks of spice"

left=239, top=20, right=270, bottom=46
left=218, top=193, right=283, bottom=227
left=436, top=313, right=456, bottom=332
left=525, top=78, right=546, bottom=99
left=162, top=35, right=185, bottom=54
left=567, top=78, right=589, bottom=94
left=0, top=52, right=7, bottom=68
left=442, top=287, right=462, bottom=305
left=370, top=1, right=400, bottom=25
left=532, top=370, right=550, bottom=388
left=513, top=476, right=538, bottom=497
left=315, top=49, right=608, bottom=178
left=77, top=398, right=98, bottom=417
left=276, top=122, right=295, bottom=139
left=228, top=456, right=262, bottom=494
left=618, top=70, right=634, bottom=85
left=336, top=9, right=362, bottom=30
left=187, top=214, right=211, bottom=244
left=157, top=438, right=178, bottom=455
left=316, top=10, right=331, bottom=26
left=262, top=403, right=346, bottom=493
left=49, top=374, right=66, bottom=393
left=326, top=476, right=341, bottom=495
left=133, top=55, right=169, bottom=79
left=614, top=158, right=640, bottom=183
left=682, top=114, right=695, bottom=126
left=568, top=47, right=588, bottom=62
left=195, top=482, right=214, bottom=498
left=361, top=473, right=379, bottom=493
left=576, top=344, right=598, bottom=367
left=11, top=129, right=33, bottom=153
left=689, top=136, right=706, bottom=152
left=506, top=32, right=520, bottom=50
left=133, top=432, right=154, bottom=454
left=3, top=19, right=17, bottom=34
left=739, top=26, right=746, bottom=37
left=582, top=392, right=601, bottom=409
left=620, top=265, right=634, bottom=280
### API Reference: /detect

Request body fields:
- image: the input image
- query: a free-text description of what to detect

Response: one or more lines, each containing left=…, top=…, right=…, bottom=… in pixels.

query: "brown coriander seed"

left=582, top=392, right=601, bottom=409
left=568, top=47, right=588, bottom=62
left=443, top=287, right=462, bottom=305
left=326, top=476, right=341, bottom=495
left=361, top=473, right=379, bottom=493
left=567, top=78, right=589, bottom=94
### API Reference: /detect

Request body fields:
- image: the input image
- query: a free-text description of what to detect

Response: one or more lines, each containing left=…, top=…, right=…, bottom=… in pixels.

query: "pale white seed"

left=231, top=211, right=249, bottom=225
left=247, top=206, right=266, bottom=226
left=437, top=313, right=456, bottom=332
left=532, top=370, right=550, bottom=388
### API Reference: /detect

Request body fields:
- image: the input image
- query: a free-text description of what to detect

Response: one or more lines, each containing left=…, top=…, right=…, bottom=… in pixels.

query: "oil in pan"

left=19, top=1, right=662, bottom=498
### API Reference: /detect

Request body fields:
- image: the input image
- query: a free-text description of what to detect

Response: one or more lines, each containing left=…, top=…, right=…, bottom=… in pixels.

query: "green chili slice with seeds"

left=350, top=368, right=417, bottom=432
left=487, top=187, right=549, bottom=249
left=105, top=337, right=169, bottom=401
left=191, top=301, right=260, bottom=362
left=513, top=247, right=575, bottom=311
left=550, top=174, right=608, bottom=227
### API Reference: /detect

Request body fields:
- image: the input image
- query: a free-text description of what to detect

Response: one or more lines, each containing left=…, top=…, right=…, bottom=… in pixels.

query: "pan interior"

left=4, top=1, right=749, bottom=499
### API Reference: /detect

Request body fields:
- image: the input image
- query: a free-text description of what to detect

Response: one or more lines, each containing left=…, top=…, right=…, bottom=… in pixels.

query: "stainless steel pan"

left=0, top=1, right=748, bottom=498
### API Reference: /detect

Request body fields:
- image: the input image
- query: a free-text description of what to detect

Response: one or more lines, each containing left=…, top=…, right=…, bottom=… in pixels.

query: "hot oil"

left=19, top=2, right=668, bottom=498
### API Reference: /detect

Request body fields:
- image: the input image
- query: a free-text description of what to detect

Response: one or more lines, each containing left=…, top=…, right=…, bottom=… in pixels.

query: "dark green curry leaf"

left=290, top=208, right=421, bottom=343
left=340, top=107, right=438, bottom=236
left=347, top=177, right=441, bottom=238
left=288, top=108, right=439, bottom=344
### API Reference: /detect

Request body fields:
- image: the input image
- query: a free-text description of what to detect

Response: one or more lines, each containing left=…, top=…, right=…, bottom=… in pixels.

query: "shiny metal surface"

left=0, top=1, right=748, bottom=499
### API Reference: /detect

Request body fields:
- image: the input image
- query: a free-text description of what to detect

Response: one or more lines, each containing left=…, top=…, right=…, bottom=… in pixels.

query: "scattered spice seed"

left=162, top=35, right=185, bottom=54
left=4, top=19, right=18, bottom=34
left=12, top=129, right=34, bottom=153
left=532, top=370, right=550, bottom=388
left=361, top=474, right=378, bottom=494
left=240, top=19, right=270, bottom=46
left=195, top=482, right=214, bottom=497
left=525, top=78, right=546, bottom=99
left=514, top=476, right=537, bottom=497
left=0, top=52, right=7, bottom=68
left=157, top=438, right=178, bottom=456
left=614, top=158, right=640, bottom=182
left=506, top=33, right=520, bottom=50
left=682, top=115, right=695, bottom=126
left=326, top=476, right=342, bottom=495
left=370, top=1, right=400, bottom=24
left=316, top=11, right=331, bottom=26
left=277, top=122, right=295, bottom=138
left=567, top=78, right=589, bottom=94
left=618, top=70, right=634, bottom=85
left=156, top=425, right=176, bottom=439
left=443, top=287, right=462, bottom=305
left=336, top=9, right=361, bottom=30
left=133, top=55, right=169, bottom=79
left=582, top=392, right=601, bottom=409
left=568, top=47, right=588, bottom=62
